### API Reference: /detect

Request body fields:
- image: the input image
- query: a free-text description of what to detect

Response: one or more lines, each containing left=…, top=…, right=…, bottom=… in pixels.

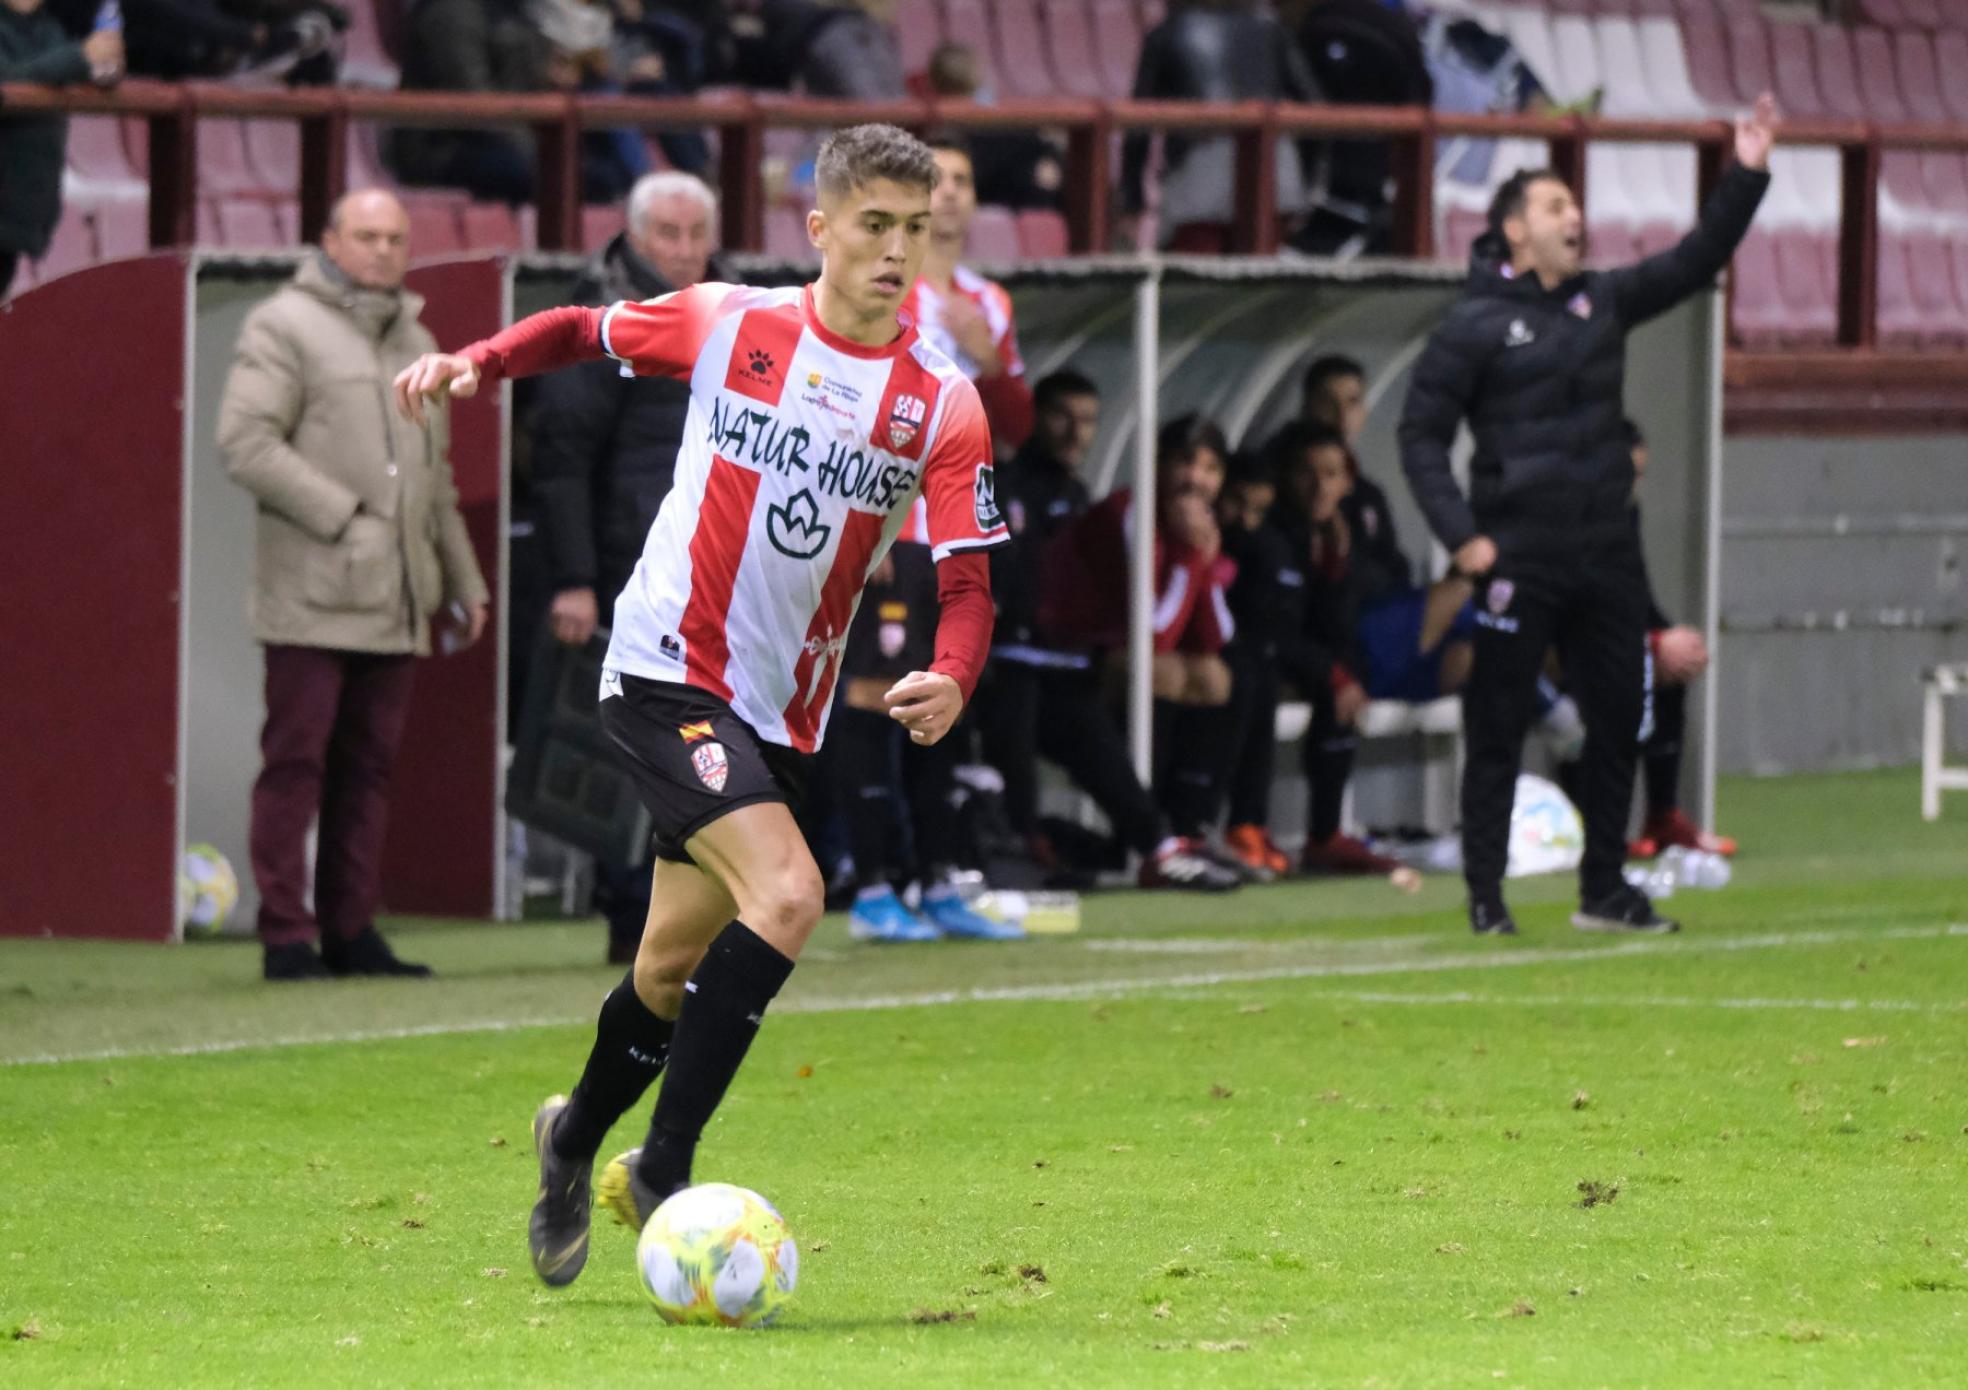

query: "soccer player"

left=394, top=125, right=1006, bottom=1287
left=899, top=133, right=1034, bottom=453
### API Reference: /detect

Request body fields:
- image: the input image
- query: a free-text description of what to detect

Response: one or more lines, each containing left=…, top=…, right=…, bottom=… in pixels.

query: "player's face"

left=813, top=177, right=933, bottom=319
left=323, top=192, right=410, bottom=291
left=1223, top=479, right=1274, bottom=533
left=1306, top=372, right=1367, bottom=446
left=1309, top=443, right=1354, bottom=520
left=1165, top=444, right=1227, bottom=507
left=1036, top=390, right=1099, bottom=470
left=1506, top=177, right=1583, bottom=283
left=929, top=149, right=976, bottom=241
left=630, top=191, right=714, bottom=291
left=1631, top=439, right=1650, bottom=480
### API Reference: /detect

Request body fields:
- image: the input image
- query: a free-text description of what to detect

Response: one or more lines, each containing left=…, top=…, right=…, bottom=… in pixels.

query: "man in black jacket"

left=1398, top=94, right=1776, bottom=938
left=526, top=169, right=728, bottom=962
left=0, top=0, right=120, bottom=297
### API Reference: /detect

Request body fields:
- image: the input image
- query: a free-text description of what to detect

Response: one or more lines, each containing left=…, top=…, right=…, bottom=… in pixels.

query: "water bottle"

left=1657, top=845, right=1691, bottom=889
left=1690, top=850, right=1732, bottom=890
left=1625, top=864, right=1675, bottom=900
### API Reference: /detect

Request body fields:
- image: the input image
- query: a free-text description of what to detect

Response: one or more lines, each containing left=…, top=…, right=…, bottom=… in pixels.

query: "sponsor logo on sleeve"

left=973, top=463, right=1003, bottom=532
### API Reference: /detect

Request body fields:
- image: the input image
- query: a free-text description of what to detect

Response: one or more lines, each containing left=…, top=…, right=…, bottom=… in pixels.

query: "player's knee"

left=632, top=945, right=698, bottom=1017
left=744, top=865, right=825, bottom=946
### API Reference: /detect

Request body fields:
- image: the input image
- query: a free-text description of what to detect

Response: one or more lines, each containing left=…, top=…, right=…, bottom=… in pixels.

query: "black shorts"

left=598, top=673, right=812, bottom=865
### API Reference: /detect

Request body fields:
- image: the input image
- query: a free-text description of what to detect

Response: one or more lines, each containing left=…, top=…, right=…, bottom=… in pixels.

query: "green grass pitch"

left=3, top=769, right=1966, bottom=1387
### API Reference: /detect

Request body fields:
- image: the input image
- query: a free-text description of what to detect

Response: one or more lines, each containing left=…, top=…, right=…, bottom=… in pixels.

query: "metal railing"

left=5, top=80, right=1968, bottom=358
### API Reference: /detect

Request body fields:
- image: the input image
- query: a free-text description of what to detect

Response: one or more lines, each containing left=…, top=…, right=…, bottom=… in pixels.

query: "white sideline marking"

left=4, top=923, right=1964, bottom=1068
left=1177, top=988, right=1968, bottom=1015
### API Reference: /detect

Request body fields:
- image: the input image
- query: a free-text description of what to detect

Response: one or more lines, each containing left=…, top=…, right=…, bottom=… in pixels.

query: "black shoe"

left=263, top=941, right=334, bottom=981
left=323, top=926, right=434, bottom=977
left=529, top=1097, right=592, bottom=1287
left=1572, top=885, right=1680, bottom=935
left=1469, top=899, right=1519, bottom=936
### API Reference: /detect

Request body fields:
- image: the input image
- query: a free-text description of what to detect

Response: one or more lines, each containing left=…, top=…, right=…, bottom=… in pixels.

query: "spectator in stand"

left=1621, top=419, right=1736, bottom=859
left=730, top=0, right=903, bottom=99
left=608, top=0, right=712, bottom=174
left=391, top=0, right=638, bottom=206
left=521, top=171, right=728, bottom=964
left=899, top=133, right=1034, bottom=455
left=1121, top=0, right=1320, bottom=252
left=0, top=0, right=121, bottom=299
left=1033, top=415, right=1243, bottom=890
left=94, top=0, right=344, bottom=82
left=1278, top=0, right=1431, bottom=256
left=1266, top=422, right=1407, bottom=876
left=919, top=42, right=1064, bottom=212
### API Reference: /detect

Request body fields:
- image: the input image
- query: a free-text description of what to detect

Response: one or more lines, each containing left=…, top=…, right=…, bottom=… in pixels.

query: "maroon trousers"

left=251, top=645, right=417, bottom=947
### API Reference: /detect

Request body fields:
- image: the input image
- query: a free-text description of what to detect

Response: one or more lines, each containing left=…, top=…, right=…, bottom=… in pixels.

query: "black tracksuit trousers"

left=1462, top=534, right=1652, bottom=906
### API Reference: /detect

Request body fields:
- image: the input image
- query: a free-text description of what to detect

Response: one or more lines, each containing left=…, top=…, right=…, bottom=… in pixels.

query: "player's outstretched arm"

left=393, top=305, right=609, bottom=424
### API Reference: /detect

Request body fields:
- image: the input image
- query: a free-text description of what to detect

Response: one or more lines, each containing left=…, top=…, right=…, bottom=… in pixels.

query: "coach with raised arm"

left=1398, top=94, right=1777, bottom=939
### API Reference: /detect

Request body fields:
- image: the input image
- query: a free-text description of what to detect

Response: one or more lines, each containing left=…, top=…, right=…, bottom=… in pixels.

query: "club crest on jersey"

left=691, top=741, right=729, bottom=793
left=1488, top=578, right=1515, bottom=615
left=888, top=393, right=928, bottom=451
left=973, top=462, right=1003, bottom=531
left=1505, top=318, right=1536, bottom=348
left=678, top=720, right=715, bottom=743
left=1568, top=291, right=1593, bottom=320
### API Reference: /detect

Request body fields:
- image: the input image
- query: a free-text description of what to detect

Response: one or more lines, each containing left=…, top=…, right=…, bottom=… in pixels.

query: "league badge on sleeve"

left=691, top=742, right=730, bottom=793
left=973, top=463, right=1003, bottom=531
left=888, top=393, right=927, bottom=451
left=1487, top=578, right=1515, bottom=615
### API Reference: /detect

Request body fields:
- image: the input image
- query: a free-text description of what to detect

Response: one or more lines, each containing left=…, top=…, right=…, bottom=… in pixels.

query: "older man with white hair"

left=523, top=169, right=731, bottom=962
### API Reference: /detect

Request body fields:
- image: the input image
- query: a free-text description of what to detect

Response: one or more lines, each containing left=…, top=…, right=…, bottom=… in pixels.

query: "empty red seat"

left=1900, top=232, right=1964, bottom=346
left=992, top=0, right=1054, bottom=99
left=895, top=0, right=944, bottom=80
left=1440, top=207, right=1488, bottom=262
left=1921, top=153, right=1968, bottom=218
left=243, top=119, right=300, bottom=192
left=1851, top=27, right=1909, bottom=120
left=582, top=204, right=625, bottom=252
left=765, top=203, right=818, bottom=262
left=402, top=196, right=464, bottom=256
left=1015, top=207, right=1069, bottom=259
left=66, top=115, right=140, bottom=184
left=1773, top=229, right=1836, bottom=346
left=345, top=123, right=395, bottom=192
left=1851, top=0, right=1904, bottom=23
left=1728, top=229, right=1787, bottom=348
left=1875, top=233, right=1955, bottom=349
left=203, top=198, right=289, bottom=249
left=1090, top=0, right=1143, bottom=98
left=1891, top=31, right=1947, bottom=122
left=1722, top=16, right=1774, bottom=106
left=88, top=195, right=149, bottom=260
left=1810, top=26, right=1865, bottom=120
left=968, top=203, right=1022, bottom=261
left=1586, top=220, right=1640, bottom=268
left=1678, top=14, right=1740, bottom=109
left=1934, top=32, right=1968, bottom=125
left=459, top=202, right=523, bottom=253
left=1896, top=0, right=1943, bottom=28
left=342, top=0, right=400, bottom=86
left=198, top=119, right=265, bottom=195
left=1766, top=21, right=1826, bottom=117
left=1043, top=0, right=1108, bottom=100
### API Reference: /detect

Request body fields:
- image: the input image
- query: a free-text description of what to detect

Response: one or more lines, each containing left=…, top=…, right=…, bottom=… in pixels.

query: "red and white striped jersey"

left=899, top=266, right=1025, bottom=383
left=597, top=282, right=1007, bottom=753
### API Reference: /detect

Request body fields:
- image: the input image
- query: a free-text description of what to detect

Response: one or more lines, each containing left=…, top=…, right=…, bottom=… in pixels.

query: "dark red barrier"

left=0, top=256, right=189, bottom=940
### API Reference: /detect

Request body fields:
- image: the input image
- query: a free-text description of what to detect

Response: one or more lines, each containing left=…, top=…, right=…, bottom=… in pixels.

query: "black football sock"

left=636, top=921, right=795, bottom=1194
left=552, top=970, right=675, bottom=1161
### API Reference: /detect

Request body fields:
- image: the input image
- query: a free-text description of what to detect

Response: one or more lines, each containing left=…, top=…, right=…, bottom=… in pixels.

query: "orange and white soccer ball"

left=635, top=1183, right=798, bottom=1327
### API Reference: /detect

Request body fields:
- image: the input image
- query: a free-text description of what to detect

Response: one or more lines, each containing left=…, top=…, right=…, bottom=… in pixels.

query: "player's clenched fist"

left=393, top=352, right=481, bottom=425
left=884, top=670, right=963, bottom=745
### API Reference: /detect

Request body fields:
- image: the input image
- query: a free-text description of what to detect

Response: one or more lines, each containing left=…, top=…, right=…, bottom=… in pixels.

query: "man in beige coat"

left=219, top=188, right=490, bottom=982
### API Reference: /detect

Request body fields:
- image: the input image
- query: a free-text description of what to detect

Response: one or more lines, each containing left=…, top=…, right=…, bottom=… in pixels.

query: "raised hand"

left=393, top=353, right=481, bottom=426
left=1735, top=91, right=1779, bottom=173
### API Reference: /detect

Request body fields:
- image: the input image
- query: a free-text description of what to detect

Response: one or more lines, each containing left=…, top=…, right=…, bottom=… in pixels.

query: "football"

left=635, top=1182, right=798, bottom=1327
left=178, top=843, right=241, bottom=938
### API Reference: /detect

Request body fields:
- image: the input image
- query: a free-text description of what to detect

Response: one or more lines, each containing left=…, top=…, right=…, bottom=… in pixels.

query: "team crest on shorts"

left=888, top=393, right=927, bottom=451
left=1488, top=578, right=1515, bottom=615
left=691, top=741, right=730, bottom=793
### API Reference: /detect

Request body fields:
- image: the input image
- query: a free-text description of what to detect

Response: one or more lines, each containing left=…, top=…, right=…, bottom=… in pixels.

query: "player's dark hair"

left=1302, top=353, right=1365, bottom=401
left=922, top=128, right=974, bottom=165
left=1487, top=166, right=1568, bottom=240
left=1034, top=368, right=1099, bottom=411
left=1156, top=414, right=1230, bottom=472
left=1266, top=419, right=1348, bottom=470
left=815, top=123, right=940, bottom=203
left=1223, top=449, right=1275, bottom=494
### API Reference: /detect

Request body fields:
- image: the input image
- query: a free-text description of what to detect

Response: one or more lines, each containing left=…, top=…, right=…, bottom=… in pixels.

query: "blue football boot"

left=847, top=885, right=941, bottom=942
left=920, top=884, right=1025, bottom=940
